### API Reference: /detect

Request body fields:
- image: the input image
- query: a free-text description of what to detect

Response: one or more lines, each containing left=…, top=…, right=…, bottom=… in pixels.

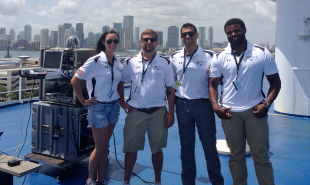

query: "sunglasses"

left=181, top=31, right=196, bottom=38
left=105, top=39, right=119, bottom=44
left=142, top=38, right=157, bottom=42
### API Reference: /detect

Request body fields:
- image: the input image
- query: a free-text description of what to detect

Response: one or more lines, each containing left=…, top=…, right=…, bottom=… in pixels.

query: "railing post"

left=19, top=62, right=23, bottom=103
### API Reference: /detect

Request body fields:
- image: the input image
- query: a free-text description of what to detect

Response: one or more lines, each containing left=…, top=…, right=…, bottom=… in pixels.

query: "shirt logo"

left=76, top=69, right=84, bottom=76
left=196, top=61, right=199, bottom=64
left=136, top=66, right=140, bottom=69
left=154, top=66, right=157, bottom=69
left=246, top=56, right=250, bottom=60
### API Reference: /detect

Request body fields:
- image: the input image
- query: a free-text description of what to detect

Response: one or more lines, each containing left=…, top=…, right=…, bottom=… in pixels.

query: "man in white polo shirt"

left=171, top=23, right=224, bottom=185
left=119, top=29, right=175, bottom=185
left=209, top=18, right=281, bottom=185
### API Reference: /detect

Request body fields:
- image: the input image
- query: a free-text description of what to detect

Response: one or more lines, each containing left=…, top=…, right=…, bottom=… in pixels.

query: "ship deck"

left=0, top=86, right=309, bottom=185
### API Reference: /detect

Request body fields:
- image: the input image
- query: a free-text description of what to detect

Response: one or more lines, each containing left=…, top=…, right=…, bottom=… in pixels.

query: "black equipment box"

left=31, top=102, right=93, bottom=162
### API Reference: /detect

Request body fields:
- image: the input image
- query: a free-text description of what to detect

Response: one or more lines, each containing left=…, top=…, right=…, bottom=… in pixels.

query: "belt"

left=176, top=97, right=208, bottom=101
left=131, top=106, right=164, bottom=114
left=97, top=99, right=119, bottom=104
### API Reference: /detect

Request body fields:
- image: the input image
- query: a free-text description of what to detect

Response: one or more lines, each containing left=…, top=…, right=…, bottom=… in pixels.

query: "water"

left=0, top=50, right=40, bottom=58
left=0, top=50, right=140, bottom=59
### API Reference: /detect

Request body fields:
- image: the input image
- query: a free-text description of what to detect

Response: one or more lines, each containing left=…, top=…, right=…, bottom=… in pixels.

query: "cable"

left=22, top=175, right=27, bottom=185
left=112, top=132, right=154, bottom=184
left=12, top=79, right=33, bottom=157
left=0, top=151, right=9, bottom=156
left=17, top=99, right=32, bottom=158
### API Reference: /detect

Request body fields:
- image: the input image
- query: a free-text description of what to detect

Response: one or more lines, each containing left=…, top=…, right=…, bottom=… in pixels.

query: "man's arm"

left=117, top=81, right=132, bottom=114
left=165, top=86, right=175, bottom=128
left=209, top=77, right=232, bottom=119
left=253, top=73, right=281, bottom=118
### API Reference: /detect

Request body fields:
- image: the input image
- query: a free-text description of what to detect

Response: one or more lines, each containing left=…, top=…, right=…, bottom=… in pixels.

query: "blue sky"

left=0, top=0, right=277, bottom=45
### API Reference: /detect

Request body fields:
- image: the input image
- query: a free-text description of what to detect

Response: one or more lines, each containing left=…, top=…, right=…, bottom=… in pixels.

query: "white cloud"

left=0, top=0, right=277, bottom=45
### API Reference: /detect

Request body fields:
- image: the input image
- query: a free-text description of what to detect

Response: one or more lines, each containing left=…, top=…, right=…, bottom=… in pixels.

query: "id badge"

left=172, top=81, right=181, bottom=90
left=107, top=89, right=114, bottom=98
left=232, top=80, right=242, bottom=90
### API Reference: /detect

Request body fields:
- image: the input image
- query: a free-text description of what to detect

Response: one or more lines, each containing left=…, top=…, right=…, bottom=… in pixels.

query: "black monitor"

left=43, top=50, right=64, bottom=71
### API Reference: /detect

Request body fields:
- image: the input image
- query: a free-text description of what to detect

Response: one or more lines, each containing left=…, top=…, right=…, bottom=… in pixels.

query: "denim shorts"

left=88, top=100, right=120, bottom=128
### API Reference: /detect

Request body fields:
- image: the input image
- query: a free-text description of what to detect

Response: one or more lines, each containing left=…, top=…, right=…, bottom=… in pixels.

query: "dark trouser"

left=176, top=97, right=224, bottom=185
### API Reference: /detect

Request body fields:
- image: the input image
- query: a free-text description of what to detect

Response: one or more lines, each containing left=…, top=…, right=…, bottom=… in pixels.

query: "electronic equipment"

left=31, top=102, right=93, bottom=162
left=38, top=48, right=95, bottom=106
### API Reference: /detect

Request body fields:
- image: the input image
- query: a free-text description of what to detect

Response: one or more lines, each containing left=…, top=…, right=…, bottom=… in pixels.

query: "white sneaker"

left=154, top=181, right=162, bottom=185
left=122, top=181, right=130, bottom=185
left=85, top=179, right=97, bottom=185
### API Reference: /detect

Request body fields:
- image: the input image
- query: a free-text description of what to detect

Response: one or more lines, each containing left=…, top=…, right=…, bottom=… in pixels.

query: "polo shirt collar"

left=180, top=45, right=202, bottom=56
left=224, top=40, right=253, bottom=54
left=99, top=51, right=118, bottom=62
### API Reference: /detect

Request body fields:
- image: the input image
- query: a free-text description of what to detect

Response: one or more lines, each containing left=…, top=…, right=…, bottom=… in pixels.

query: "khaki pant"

left=123, top=107, right=168, bottom=154
left=221, top=109, right=274, bottom=185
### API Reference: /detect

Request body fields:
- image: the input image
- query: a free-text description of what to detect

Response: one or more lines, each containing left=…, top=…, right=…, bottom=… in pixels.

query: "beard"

left=228, top=33, right=246, bottom=46
left=143, top=44, right=155, bottom=52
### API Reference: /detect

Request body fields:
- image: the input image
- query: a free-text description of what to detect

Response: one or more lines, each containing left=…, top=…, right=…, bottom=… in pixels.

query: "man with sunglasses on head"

left=209, top=18, right=281, bottom=185
left=170, top=23, right=224, bottom=185
left=119, top=29, right=175, bottom=185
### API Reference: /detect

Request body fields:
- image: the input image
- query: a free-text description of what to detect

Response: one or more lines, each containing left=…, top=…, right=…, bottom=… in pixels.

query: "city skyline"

left=0, top=0, right=277, bottom=46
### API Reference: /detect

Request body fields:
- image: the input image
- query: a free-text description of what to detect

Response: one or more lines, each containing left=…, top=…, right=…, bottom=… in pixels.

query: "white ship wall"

left=274, top=0, right=310, bottom=116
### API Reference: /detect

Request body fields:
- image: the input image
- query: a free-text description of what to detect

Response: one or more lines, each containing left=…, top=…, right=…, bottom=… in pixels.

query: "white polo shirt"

left=75, top=51, right=122, bottom=102
left=121, top=51, right=175, bottom=108
left=171, top=45, right=214, bottom=99
left=209, top=40, right=279, bottom=112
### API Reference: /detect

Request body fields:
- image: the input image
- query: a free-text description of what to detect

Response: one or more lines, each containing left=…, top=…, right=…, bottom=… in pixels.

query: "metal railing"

left=0, top=62, right=39, bottom=103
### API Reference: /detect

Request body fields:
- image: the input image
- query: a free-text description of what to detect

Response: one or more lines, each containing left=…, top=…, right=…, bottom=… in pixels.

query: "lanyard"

left=108, top=56, right=114, bottom=89
left=141, top=53, right=156, bottom=83
left=178, top=47, right=198, bottom=81
left=231, top=46, right=247, bottom=79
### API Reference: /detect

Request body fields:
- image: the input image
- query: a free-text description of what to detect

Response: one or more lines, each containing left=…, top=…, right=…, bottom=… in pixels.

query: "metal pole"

left=19, top=62, right=22, bottom=103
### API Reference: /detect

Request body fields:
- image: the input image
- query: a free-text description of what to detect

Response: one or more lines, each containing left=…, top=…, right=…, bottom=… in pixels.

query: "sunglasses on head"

left=105, top=39, right=119, bottom=44
left=181, top=31, right=196, bottom=38
left=142, top=38, right=157, bottom=42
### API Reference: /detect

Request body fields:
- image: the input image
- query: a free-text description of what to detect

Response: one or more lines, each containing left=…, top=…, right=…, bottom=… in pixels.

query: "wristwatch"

left=262, top=101, right=271, bottom=109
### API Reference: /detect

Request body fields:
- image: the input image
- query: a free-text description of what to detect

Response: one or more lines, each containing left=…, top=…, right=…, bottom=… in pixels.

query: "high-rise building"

left=122, top=28, right=133, bottom=50
left=76, top=23, right=84, bottom=48
left=64, top=23, right=72, bottom=30
left=157, top=31, right=163, bottom=46
left=123, top=15, right=134, bottom=49
left=167, top=26, right=179, bottom=48
left=34, top=34, right=40, bottom=42
left=0, top=28, right=5, bottom=35
left=133, top=27, right=140, bottom=49
left=17, top=31, right=23, bottom=40
left=24, top=24, right=32, bottom=41
left=40, top=28, right=49, bottom=48
left=113, top=23, right=122, bottom=47
left=208, top=26, right=213, bottom=49
left=50, top=31, right=58, bottom=47
left=88, top=32, right=94, bottom=46
left=9, top=29, right=15, bottom=40
left=57, top=25, right=65, bottom=47
left=102, top=25, right=110, bottom=33
left=198, top=27, right=206, bottom=48
left=94, top=32, right=101, bottom=45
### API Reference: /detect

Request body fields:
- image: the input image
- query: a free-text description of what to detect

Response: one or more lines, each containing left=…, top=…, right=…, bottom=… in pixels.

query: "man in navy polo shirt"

left=171, top=23, right=224, bottom=185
